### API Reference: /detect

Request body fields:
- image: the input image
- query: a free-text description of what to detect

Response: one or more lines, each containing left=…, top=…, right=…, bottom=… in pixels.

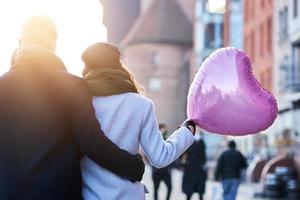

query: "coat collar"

left=10, top=45, right=67, bottom=71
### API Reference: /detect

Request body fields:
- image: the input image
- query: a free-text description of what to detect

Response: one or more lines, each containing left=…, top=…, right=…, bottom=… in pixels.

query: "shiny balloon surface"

left=187, top=48, right=277, bottom=135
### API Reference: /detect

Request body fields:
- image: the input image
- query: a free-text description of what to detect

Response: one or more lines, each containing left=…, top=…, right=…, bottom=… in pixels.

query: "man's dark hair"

left=228, top=140, right=236, bottom=149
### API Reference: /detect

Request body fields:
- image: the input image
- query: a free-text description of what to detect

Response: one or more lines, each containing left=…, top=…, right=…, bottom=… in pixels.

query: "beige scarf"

left=84, top=67, right=139, bottom=96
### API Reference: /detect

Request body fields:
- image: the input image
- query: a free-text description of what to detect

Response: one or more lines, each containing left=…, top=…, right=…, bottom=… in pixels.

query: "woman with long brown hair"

left=80, top=42, right=195, bottom=200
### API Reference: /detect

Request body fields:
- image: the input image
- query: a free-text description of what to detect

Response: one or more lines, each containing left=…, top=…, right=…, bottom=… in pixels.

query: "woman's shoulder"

left=122, top=92, right=152, bottom=104
left=93, top=92, right=153, bottom=110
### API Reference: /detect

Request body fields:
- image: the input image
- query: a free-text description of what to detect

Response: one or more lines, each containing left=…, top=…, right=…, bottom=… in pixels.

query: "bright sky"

left=208, top=0, right=226, bottom=14
left=0, top=0, right=107, bottom=76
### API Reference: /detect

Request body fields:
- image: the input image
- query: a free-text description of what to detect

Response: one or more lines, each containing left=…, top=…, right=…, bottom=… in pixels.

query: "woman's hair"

left=120, top=64, right=144, bottom=94
left=82, top=42, right=144, bottom=96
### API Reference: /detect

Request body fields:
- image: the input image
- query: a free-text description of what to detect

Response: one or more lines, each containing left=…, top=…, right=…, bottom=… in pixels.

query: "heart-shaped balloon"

left=187, top=47, right=278, bottom=136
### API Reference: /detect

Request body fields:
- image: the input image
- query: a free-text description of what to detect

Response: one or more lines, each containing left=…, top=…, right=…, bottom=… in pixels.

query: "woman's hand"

left=180, top=119, right=196, bottom=135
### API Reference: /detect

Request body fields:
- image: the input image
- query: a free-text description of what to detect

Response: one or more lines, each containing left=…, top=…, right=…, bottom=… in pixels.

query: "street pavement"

left=142, top=165, right=263, bottom=200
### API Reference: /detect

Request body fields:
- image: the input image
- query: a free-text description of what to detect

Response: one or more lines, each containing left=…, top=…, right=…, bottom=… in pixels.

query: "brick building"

left=140, top=0, right=195, bottom=21
left=121, top=0, right=194, bottom=130
left=243, top=0, right=273, bottom=92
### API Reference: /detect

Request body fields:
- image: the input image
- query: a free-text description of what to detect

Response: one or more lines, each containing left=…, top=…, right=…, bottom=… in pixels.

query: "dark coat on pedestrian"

left=0, top=46, right=144, bottom=200
left=182, top=138, right=207, bottom=196
left=215, top=148, right=247, bottom=180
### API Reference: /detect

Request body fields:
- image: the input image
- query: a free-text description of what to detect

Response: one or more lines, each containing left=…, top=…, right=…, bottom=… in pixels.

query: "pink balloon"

left=187, top=47, right=278, bottom=136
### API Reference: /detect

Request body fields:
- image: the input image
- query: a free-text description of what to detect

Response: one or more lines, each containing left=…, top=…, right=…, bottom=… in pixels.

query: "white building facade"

left=273, top=0, right=300, bottom=137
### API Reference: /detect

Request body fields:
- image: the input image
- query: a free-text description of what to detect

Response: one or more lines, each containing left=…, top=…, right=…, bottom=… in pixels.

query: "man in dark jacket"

left=0, top=15, right=144, bottom=200
left=215, top=140, right=247, bottom=200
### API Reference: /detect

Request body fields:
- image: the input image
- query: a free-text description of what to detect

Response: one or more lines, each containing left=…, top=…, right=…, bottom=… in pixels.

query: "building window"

left=267, top=17, right=272, bottom=53
left=260, top=23, right=264, bottom=56
left=244, top=35, right=248, bottom=53
left=245, top=0, right=248, bottom=22
left=251, top=0, right=255, bottom=17
left=279, top=7, right=288, bottom=42
left=294, top=0, right=298, bottom=18
left=149, top=78, right=161, bottom=92
left=204, top=23, right=215, bottom=49
left=266, top=68, right=272, bottom=91
left=293, top=42, right=300, bottom=91
left=261, top=0, right=265, bottom=9
left=151, top=52, right=161, bottom=66
left=251, top=31, right=255, bottom=62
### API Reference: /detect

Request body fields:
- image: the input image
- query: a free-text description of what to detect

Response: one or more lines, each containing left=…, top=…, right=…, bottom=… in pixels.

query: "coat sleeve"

left=200, top=139, right=207, bottom=164
left=139, top=102, right=194, bottom=168
left=215, top=154, right=224, bottom=180
left=71, top=80, right=144, bottom=182
left=240, top=152, right=248, bottom=169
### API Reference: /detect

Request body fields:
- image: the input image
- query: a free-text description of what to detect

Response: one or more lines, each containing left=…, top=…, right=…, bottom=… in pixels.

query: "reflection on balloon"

left=187, top=47, right=278, bottom=136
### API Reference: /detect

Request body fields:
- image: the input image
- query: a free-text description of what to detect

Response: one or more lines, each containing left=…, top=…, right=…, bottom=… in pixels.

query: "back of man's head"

left=228, top=140, right=236, bottom=149
left=20, top=15, right=57, bottom=51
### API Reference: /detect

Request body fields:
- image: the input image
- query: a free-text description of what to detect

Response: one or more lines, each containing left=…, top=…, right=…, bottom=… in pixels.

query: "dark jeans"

left=152, top=170, right=172, bottom=200
left=221, top=178, right=240, bottom=200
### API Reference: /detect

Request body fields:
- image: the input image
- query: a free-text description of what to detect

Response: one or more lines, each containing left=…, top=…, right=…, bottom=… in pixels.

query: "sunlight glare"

left=0, top=0, right=107, bottom=76
left=208, top=0, right=226, bottom=14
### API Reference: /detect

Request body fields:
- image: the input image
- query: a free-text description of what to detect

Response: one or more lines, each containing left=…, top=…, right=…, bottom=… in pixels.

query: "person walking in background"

left=215, top=140, right=247, bottom=200
left=80, top=42, right=196, bottom=200
left=152, top=123, right=172, bottom=200
left=182, top=131, right=207, bottom=200
left=0, top=15, right=144, bottom=200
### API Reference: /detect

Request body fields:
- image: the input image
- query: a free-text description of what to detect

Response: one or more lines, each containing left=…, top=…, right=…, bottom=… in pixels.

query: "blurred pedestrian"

left=215, top=140, right=247, bottom=200
left=182, top=131, right=207, bottom=200
left=152, top=123, right=172, bottom=200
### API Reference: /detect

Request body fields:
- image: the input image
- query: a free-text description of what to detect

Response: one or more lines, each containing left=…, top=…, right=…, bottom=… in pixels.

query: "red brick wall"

left=243, top=0, right=274, bottom=92
left=122, top=43, right=192, bottom=131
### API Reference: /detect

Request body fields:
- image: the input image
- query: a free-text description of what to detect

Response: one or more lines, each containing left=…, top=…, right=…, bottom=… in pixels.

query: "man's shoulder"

left=223, top=149, right=237, bottom=156
left=0, top=72, right=11, bottom=83
left=60, top=71, right=83, bottom=82
left=59, top=72, right=88, bottom=90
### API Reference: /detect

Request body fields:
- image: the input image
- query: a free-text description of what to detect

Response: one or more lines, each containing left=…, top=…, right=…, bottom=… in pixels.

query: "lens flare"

left=0, top=0, right=107, bottom=75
